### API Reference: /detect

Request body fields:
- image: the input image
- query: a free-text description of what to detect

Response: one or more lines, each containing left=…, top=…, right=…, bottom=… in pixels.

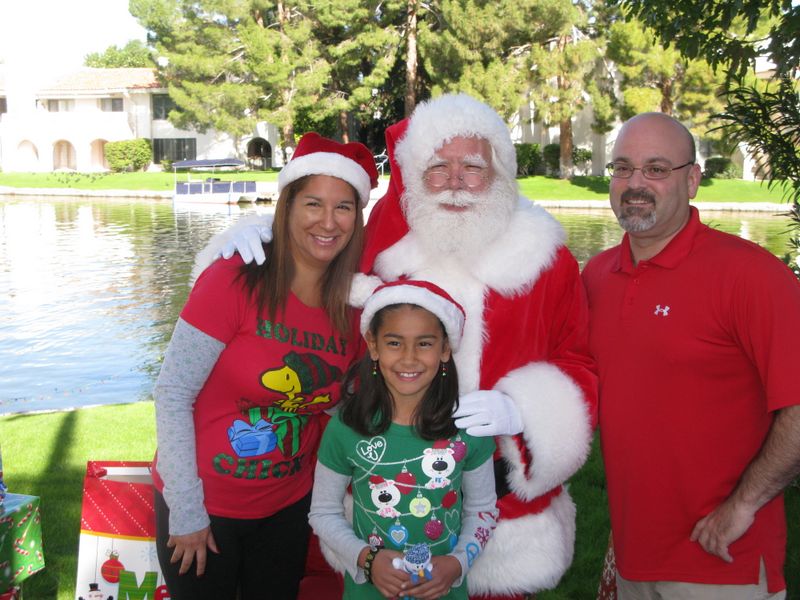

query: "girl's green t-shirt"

left=318, top=414, right=495, bottom=600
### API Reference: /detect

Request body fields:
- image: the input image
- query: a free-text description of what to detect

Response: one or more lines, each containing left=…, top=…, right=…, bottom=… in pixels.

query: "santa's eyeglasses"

left=423, top=166, right=489, bottom=189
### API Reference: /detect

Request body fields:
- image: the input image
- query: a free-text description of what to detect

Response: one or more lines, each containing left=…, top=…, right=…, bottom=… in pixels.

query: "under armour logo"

left=654, top=305, right=670, bottom=316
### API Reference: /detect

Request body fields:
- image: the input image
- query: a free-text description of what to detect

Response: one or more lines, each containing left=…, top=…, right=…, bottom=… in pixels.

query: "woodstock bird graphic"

left=260, top=351, right=342, bottom=413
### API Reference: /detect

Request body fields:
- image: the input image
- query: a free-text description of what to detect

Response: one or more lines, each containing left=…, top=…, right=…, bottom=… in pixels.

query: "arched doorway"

left=90, top=139, right=109, bottom=171
left=53, top=140, right=76, bottom=170
left=247, top=138, right=272, bottom=170
left=16, top=140, right=40, bottom=171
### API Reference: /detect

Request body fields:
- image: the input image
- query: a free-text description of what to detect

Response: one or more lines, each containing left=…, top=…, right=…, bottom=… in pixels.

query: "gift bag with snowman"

left=74, top=461, right=170, bottom=600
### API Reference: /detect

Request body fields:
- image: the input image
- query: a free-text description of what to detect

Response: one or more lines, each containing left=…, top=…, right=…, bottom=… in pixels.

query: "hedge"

left=105, top=139, right=152, bottom=172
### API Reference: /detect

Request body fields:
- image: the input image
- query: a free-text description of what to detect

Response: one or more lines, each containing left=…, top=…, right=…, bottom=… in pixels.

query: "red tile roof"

left=38, top=68, right=161, bottom=95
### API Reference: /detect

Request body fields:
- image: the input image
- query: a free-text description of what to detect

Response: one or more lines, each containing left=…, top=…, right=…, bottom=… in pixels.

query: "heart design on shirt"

left=444, top=509, right=460, bottom=534
left=356, top=436, right=386, bottom=463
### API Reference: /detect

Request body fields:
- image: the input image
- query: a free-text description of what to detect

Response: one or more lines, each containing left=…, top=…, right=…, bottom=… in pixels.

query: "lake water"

left=0, top=196, right=795, bottom=415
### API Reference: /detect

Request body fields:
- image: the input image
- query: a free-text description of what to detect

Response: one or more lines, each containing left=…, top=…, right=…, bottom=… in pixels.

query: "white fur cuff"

left=495, top=362, right=592, bottom=499
left=467, top=491, right=576, bottom=594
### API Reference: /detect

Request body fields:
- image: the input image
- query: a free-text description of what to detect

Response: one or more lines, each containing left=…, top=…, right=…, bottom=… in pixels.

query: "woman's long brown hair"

left=239, top=175, right=364, bottom=337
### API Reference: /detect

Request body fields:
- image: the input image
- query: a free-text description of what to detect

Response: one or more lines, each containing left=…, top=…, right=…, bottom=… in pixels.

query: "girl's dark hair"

left=339, top=304, right=459, bottom=440
left=238, top=175, right=364, bottom=336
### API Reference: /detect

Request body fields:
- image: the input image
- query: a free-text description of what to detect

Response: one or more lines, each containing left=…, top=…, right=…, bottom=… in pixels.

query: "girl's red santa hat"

left=278, top=132, right=379, bottom=206
left=360, top=280, right=466, bottom=351
left=359, top=94, right=517, bottom=273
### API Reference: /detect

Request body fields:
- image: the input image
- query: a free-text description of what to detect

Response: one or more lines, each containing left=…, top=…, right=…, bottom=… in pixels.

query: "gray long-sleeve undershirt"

left=309, top=459, right=498, bottom=586
left=153, top=317, right=225, bottom=535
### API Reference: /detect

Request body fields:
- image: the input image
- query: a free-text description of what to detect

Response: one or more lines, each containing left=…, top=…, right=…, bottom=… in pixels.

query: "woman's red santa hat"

left=360, top=280, right=466, bottom=351
left=359, top=93, right=517, bottom=273
left=278, top=132, right=379, bottom=206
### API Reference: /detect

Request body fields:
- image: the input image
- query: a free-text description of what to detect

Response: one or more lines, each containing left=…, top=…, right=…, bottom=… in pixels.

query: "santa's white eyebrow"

left=425, top=153, right=488, bottom=169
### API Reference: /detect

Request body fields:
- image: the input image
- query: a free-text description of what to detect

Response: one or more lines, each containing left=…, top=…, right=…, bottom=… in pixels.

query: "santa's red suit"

left=195, top=94, right=598, bottom=598
left=351, top=94, right=597, bottom=597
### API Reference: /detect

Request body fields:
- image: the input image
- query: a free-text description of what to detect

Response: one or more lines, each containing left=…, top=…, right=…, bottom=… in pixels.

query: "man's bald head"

left=615, top=112, right=696, bottom=164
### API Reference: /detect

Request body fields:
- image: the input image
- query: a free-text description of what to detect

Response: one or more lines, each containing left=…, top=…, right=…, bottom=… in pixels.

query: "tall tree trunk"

left=339, top=111, right=350, bottom=143
left=660, top=77, right=674, bottom=114
left=283, top=122, right=296, bottom=157
left=404, top=0, right=418, bottom=117
left=559, top=118, right=574, bottom=179
left=277, top=0, right=295, bottom=156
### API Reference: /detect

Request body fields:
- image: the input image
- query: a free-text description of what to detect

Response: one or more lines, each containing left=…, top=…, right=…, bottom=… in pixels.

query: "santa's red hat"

left=360, top=280, right=466, bottom=351
left=359, top=94, right=516, bottom=273
left=278, top=132, right=379, bottom=206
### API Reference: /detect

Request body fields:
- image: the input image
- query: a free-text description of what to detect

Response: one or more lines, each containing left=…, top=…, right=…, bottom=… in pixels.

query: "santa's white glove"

left=453, top=390, right=523, bottom=437
left=216, top=221, right=272, bottom=265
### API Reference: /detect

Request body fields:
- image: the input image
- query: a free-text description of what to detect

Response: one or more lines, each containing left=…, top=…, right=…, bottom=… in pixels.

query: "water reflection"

left=0, top=197, right=793, bottom=414
left=551, top=206, right=796, bottom=267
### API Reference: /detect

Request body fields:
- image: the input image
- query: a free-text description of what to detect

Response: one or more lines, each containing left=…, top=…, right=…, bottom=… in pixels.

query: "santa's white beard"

left=402, top=175, right=517, bottom=261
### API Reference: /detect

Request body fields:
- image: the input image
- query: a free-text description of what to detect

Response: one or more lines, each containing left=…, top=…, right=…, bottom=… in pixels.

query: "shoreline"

left=0, top=186, right=792, bottom=212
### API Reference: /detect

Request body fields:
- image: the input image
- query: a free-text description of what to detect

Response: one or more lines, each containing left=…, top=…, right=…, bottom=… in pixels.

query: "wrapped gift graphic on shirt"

left=227, top=407, right=278, bottom=457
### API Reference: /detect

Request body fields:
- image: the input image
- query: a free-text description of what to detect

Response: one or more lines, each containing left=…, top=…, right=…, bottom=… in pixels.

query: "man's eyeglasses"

left=424, top=166, right=489, bottom=189
left=606, top=161, right=694, bottom=180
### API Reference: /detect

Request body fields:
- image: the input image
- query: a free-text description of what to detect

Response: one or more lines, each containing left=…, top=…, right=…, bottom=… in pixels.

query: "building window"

left=46, top=99, right=75, bottom=112
left=153, top=138, right=196, bottom=164
left=0, top=97, right=7, bottom=114
left=152, top=94, right=176, bottom=120
left=100, top=98, right=123, bottom=112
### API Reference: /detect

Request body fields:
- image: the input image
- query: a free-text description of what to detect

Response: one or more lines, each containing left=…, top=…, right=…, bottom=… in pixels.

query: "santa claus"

left=199, top=93, right=597, bottom=599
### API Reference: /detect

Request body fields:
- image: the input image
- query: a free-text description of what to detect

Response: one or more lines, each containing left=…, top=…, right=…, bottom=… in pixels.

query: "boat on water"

left=172, top=158, right=275, bottom=204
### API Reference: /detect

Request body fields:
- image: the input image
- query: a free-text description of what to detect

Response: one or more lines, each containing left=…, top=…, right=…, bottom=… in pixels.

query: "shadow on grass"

left=568, top=176, right=610, bottom=195
left=16, top=411, right=83, bottom=600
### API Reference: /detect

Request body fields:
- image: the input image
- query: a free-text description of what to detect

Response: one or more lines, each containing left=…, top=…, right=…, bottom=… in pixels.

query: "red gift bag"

left=74, top=461, right=170, bottom=600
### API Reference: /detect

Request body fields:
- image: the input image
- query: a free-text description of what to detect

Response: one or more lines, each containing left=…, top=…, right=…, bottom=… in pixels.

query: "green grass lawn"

left=0, top=171, right=792, bottom=203
left=2, top=403, right=157, bottom=599
left=517, top=175, right=792, bottom=203
left=2, top=403, right=797, bottom=599
left=0, top=170, right=279, bottom=191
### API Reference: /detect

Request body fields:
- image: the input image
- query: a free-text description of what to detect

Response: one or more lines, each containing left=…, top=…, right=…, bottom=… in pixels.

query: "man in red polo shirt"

left=582, top=112, right=800, bottom=598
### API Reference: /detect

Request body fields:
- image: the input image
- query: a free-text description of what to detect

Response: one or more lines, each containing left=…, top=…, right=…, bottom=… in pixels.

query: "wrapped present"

left=0, top=493, right=45, bottom=592
left=0, top=587, right=19, bottom=600
left=75, top=462, right=170, bottom=600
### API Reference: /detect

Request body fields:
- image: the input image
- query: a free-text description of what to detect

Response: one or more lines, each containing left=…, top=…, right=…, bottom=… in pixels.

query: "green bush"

left=515, top=143, right=543, bottom=176
left=704, top=156, right=742, bottom=179
left=105, top=139, right=152, bottom=172
left=572, top=147, right=592, bottom=165
left=543, top=143, right=561, bottom=175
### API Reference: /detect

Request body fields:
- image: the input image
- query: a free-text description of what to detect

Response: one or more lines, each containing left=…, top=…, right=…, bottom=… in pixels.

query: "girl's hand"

left=400, top=555, right=462, bottom=599
left=167, top=526, right=219, bottom=576
left=370, top=549, right=410, bottom=598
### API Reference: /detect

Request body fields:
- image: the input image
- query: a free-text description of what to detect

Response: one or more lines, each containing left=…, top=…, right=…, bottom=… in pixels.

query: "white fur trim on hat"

left=278, top=151, right=372, bottom=206
left=360, top=281, right=466, bottom=351
left=395, top=93, right=517, bottom=182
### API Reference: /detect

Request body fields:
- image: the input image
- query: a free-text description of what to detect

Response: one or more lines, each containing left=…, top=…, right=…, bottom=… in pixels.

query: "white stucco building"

left=0, top=67, right=281, bottom=173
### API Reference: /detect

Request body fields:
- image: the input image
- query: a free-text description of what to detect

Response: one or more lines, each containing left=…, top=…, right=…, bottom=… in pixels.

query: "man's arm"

left=690, top=404, right=800, bottom=562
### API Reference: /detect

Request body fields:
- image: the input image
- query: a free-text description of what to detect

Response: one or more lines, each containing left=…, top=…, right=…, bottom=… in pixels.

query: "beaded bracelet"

left=364, top=548, right=380, bottom=583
